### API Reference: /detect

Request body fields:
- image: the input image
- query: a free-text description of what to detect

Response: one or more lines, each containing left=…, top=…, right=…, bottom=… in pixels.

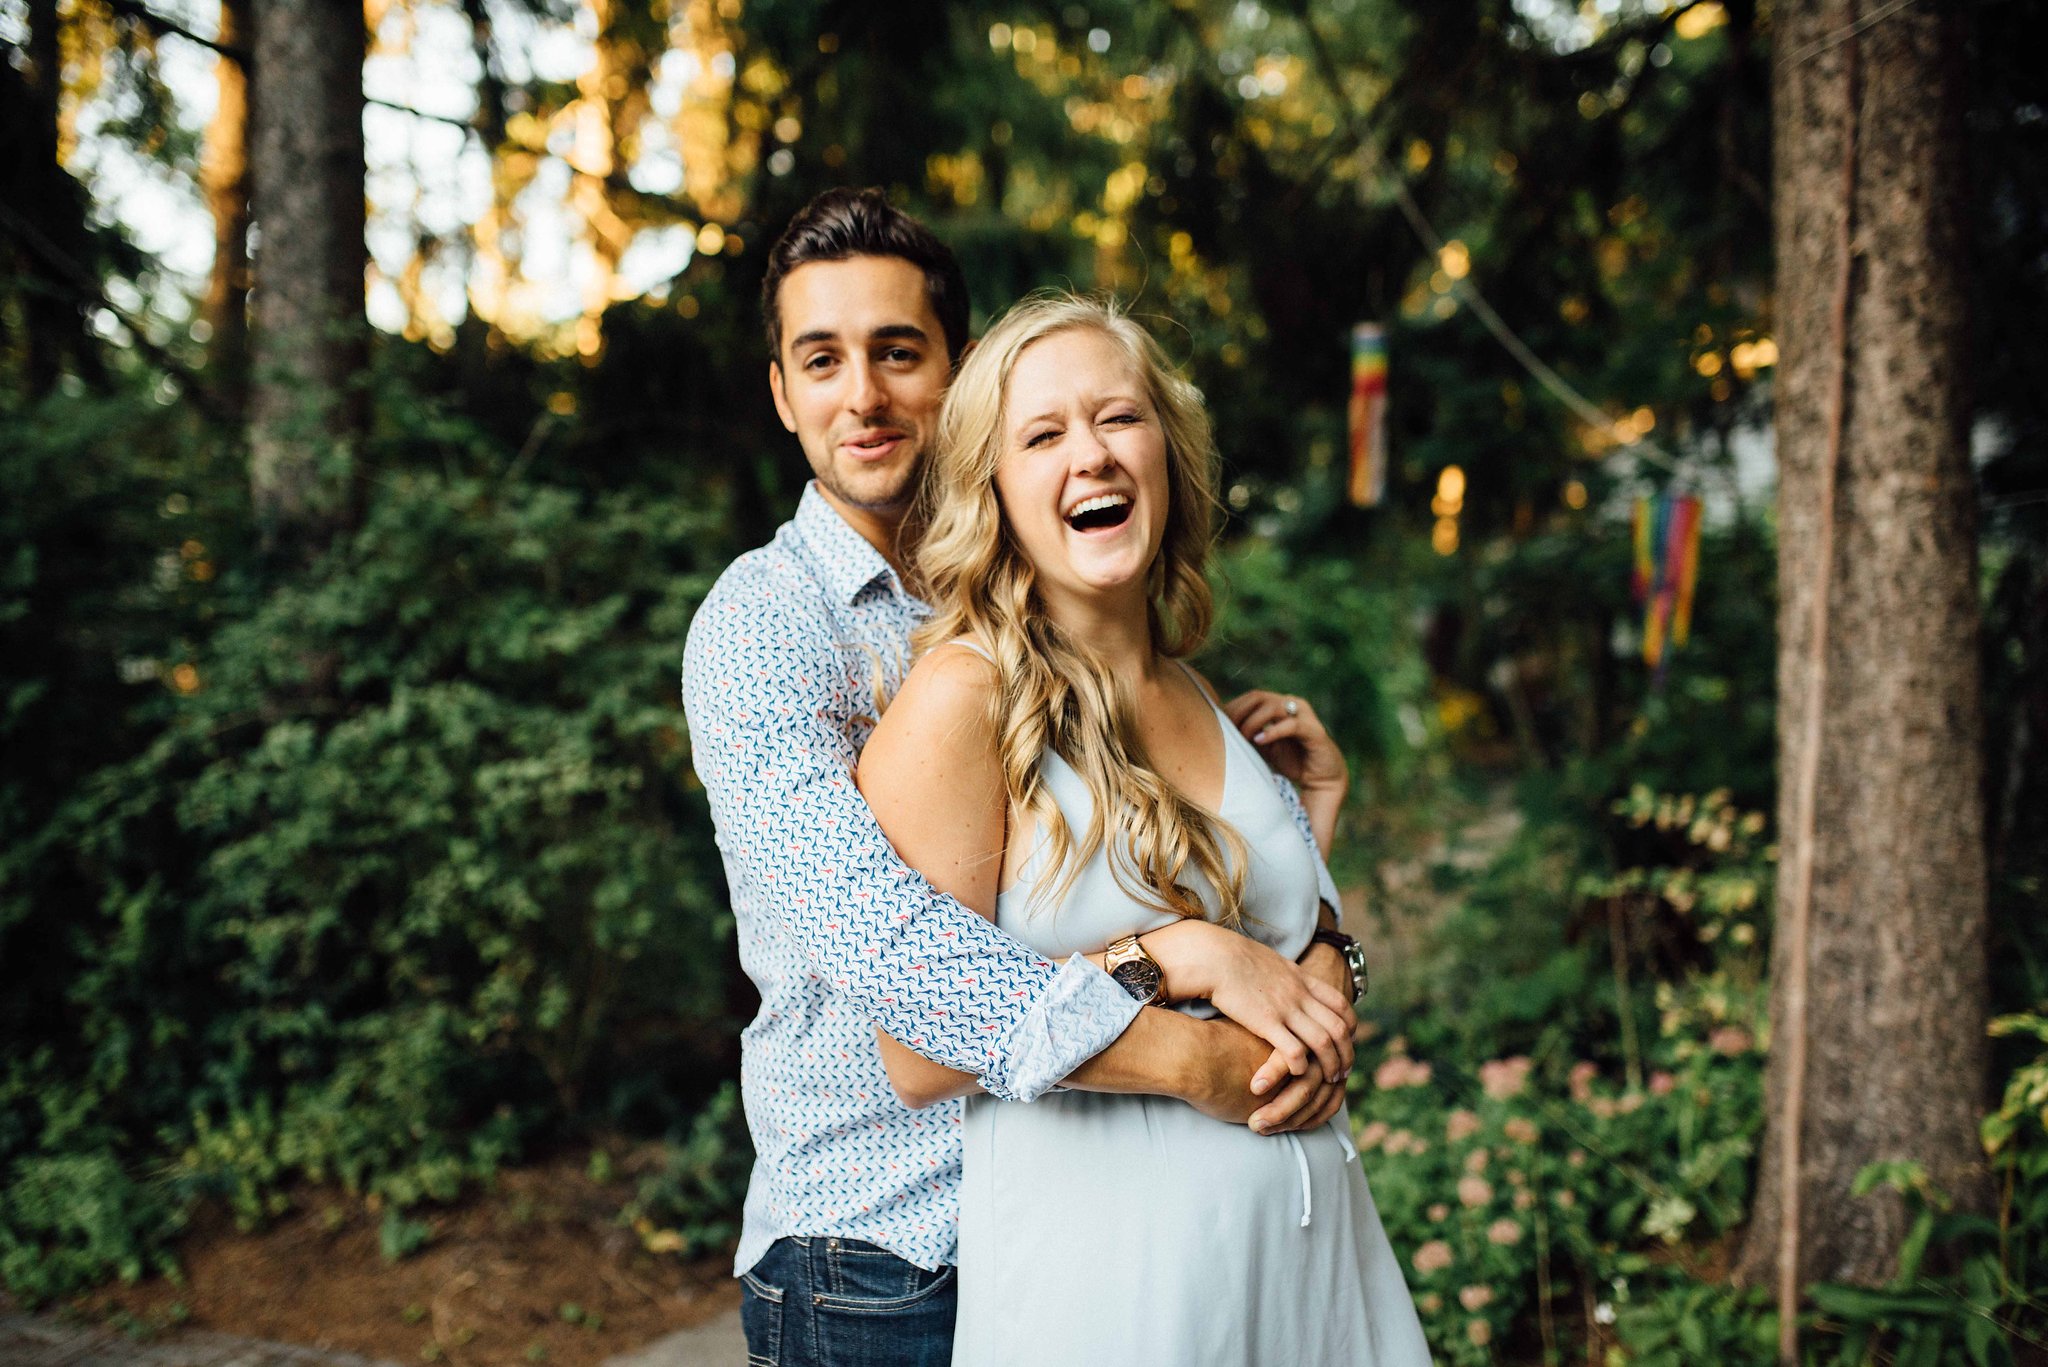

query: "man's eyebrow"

left=787, top=323, right=931, bottom=350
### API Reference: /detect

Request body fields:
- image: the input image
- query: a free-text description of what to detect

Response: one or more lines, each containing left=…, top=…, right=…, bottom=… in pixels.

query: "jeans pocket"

left=817, top=1239, right=954, bottom=1312
left=739, top=1267, right=786, bottom=1367
left=813, top=1244, right=957, bottom=1367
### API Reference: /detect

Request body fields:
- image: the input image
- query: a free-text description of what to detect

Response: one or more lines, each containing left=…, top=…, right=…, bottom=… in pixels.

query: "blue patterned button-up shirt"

left=682, top=485, right=1144, bottom=1275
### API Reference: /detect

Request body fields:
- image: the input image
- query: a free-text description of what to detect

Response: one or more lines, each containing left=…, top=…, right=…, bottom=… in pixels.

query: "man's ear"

left=951, top=338, right=978, bottom=373
left=768, top=361, right=798, bottom=434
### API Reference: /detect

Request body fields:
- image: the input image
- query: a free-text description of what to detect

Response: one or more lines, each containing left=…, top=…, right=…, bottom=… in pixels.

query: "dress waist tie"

left=1285, top=1132, right=1313, bottom=1228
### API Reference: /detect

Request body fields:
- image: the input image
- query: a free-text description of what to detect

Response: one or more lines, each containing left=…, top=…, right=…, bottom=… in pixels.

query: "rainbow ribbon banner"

left=1631, top=491, right=1702, bottom=679
left=1347, top=322, right=1388, bottom=508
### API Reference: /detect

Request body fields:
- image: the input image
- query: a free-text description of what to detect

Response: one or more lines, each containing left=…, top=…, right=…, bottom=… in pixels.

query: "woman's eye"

left=1024, top=429, right=1059, bottom=449
left=1103, top=412, right=1140, bottom=425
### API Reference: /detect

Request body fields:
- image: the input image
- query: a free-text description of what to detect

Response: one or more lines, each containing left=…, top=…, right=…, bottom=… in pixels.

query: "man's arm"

left=682, top=577, right=1139, bottom=1102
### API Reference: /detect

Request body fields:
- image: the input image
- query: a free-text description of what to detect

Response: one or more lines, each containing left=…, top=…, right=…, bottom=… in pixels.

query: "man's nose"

left=845, top=358, right=887, bottom=416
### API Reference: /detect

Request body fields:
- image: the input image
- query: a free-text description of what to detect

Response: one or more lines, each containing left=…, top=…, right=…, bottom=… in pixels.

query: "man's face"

left=769, top=255, right=951, bottom=521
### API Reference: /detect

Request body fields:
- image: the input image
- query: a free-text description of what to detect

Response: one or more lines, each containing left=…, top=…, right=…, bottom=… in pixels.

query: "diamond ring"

left=1284, top=698, right=1299, bottom=716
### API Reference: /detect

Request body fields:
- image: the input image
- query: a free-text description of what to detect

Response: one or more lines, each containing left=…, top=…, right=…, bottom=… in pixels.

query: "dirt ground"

left=76, top=1155, right=738, bottom=1367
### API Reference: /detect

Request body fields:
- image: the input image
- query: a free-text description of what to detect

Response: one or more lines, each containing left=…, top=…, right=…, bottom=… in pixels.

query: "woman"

left=857, top=294, right=1429, bottom=1365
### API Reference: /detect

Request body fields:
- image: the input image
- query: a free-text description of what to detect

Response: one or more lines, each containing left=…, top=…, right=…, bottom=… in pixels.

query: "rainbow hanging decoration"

left=1631, top=491, right=1702, bottom=678
left=1347, top=323, right=1388, bottom=507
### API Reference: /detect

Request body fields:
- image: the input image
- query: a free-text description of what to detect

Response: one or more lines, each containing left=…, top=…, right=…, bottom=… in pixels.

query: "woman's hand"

left=1248, top=1063, right=1351, bottom=1136
left=1225, top=688, right=1347, bottom=800
left=1224, top=689, right=1348, bottom=856
left=1141, top=919, right=1355, bottom=1091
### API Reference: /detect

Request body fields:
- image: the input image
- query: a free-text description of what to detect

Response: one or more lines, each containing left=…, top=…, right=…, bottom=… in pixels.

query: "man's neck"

left=815, top=484, right=917, bottom=586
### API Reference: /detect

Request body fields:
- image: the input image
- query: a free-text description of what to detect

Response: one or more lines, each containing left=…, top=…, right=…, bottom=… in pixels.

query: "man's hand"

left=1298, top=938, right=1357, bottom=1011
left=1176, top=1017, right=1346, bottom=1135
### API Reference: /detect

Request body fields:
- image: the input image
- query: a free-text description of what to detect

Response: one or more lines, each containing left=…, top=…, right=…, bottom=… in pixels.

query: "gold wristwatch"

left=1102, top=934, right=1166, bottom=1005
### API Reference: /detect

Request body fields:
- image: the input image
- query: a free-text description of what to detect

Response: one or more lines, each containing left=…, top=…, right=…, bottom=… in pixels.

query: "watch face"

left=1110, top=957, right=1164, bottom=1003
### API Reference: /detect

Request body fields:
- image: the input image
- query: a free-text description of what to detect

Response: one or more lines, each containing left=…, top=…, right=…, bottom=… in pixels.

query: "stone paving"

left=0, top=1313, right=401, bottom=1367
left=0, top=1307, right=747, bottom=1367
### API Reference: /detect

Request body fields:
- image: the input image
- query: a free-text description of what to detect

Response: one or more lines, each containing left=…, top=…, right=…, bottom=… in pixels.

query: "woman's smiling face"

left=993, top=326, right=1171, bottom=611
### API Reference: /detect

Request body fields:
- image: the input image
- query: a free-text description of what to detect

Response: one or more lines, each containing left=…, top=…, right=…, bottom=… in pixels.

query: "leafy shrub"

left=618, top=1081, right=754, bottom=1259
left=0, top=1151, right=185, bottom=1306
left=1, top=384, right=746, bottom=1297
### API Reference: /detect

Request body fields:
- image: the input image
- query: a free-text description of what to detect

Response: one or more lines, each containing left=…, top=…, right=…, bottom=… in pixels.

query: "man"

left=681, top=187, right=1366, bottom=1366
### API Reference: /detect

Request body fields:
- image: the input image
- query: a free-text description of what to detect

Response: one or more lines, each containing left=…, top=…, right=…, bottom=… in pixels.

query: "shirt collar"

left=794, top=482, right=918, bottom=607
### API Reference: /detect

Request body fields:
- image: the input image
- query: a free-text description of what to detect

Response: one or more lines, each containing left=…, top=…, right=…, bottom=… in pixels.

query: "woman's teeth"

left=1066, top=494, right=1132, bottom=530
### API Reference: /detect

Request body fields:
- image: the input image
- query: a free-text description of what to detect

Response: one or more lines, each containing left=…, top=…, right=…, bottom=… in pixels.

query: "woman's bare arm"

left=857, top=645, right=1008, bottom=1108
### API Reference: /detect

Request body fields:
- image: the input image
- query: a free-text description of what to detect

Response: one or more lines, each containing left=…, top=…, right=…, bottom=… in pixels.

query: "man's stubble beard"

left=816, top=442, right=924, bottom=515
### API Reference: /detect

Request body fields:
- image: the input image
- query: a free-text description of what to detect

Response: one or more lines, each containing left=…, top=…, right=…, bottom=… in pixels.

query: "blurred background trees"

left=2, top=0, right=2044, bottom=1360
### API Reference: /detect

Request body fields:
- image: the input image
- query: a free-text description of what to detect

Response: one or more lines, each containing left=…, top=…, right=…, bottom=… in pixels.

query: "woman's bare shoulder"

left=865, top=641, right=1002, bottom=767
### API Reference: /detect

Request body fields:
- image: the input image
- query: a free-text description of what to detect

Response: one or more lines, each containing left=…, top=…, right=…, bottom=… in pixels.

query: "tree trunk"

left=202, top=0, right=252, bottom=404
left=1737, top=0, right=1990, bottom=1292
left=246, top=0, right=367, bottom=551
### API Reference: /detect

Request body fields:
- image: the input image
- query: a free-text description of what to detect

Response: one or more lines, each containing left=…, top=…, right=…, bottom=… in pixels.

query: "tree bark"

left=202, top=0, right=253, bottom=403
left=1737, top=0, right=1990, bottom=1291
left=246, top=0, right=367, bottom=551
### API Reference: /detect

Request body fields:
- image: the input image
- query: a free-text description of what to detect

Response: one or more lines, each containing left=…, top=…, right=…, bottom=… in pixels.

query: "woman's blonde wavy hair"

left=912, top=292, right=1248, bottom=927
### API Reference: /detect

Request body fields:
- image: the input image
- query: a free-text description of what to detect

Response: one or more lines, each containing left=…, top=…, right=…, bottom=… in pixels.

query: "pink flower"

left=1463, top=1148, right=1489, bottom=1174
left=1554, top=1189, right=1578, bottom=1209
left=1649, top=1070, right=1676, bottom=1095
left=1459, top=1285, right=1495, bottom=1312
left=1427, top=1203, right=1450, bottom=1222
left=1413, top=1240, right=1454, bottom=1275
left=1417, top=1293, right=1443, bottom=1315
left=1385, top=1129, right=1427, bottom=1156
left=1355, top=1120, right=1389, bottom=1151
left=1513, top=1189, right=1536, bottom=1210
left=1617, top=1091, right=1645, bottom=1114
left=1480, top=1056, right=1533, bottom=1100
left=1568, top=1149, right=1587, bottom=1168
left=1458, top=1174, right=1493, bottom=1208
left=1569, top=1059, right=1599, bottom=1102
left=1374, top=1055, right=1432, bottom=1090
left=1710, top=1026, right=1754, bottom=1056
left=1503, top=1116, right=1539, bottom=1144
left=1588, top=1096, right=1617, bottom=1119
left=1446, top=1109, right=1482, bottom=1143
left=1468, top=1319, right=1493, bottom=1346
left=1487, top=1218, right=1523, bottom=1246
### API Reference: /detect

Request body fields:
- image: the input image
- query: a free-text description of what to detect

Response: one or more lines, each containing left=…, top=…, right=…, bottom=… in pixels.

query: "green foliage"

left=0, top=1151, right=185, bottom=1306
left=618, top=1082, right=754, bottom=1260
left=1354, top=786, right=1771, bottom=1364
left=0, top=381, right=746, bottom=1298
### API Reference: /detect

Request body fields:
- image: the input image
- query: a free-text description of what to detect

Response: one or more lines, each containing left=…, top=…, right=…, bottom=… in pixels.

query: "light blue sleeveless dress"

left=950, top=663, right=1432, bottom=1366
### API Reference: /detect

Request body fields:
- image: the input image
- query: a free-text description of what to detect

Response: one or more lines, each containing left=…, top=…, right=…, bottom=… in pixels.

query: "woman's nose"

left=1069, top=425, right=1113, bottom=474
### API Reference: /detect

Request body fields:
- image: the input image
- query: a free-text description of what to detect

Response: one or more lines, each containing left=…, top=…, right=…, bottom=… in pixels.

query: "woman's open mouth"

left=1065, top=493, right=1133, bottom=533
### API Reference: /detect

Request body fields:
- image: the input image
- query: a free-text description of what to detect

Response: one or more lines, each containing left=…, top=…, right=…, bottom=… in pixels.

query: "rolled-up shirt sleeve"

left=683, top=582, right=1139, bottom=1102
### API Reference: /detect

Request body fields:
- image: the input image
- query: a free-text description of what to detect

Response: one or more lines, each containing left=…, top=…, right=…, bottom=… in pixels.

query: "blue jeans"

left=739, top=1236, right=957, bottom=1367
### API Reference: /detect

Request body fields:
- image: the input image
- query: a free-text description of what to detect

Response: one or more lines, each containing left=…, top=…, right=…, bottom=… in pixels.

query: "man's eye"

left=882, top=347, right=919, bottom=363
left=804, top=354, right=838, bottom=371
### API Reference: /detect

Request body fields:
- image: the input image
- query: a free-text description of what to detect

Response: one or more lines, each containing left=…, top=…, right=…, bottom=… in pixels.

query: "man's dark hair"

left=760, top=187, right=971, bottom=364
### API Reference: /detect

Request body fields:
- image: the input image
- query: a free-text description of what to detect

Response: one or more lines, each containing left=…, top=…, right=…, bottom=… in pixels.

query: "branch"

left=104, top=0, right=250, bottom=66
left=103, top=2, right=475, bottom=136
left=0, top=201, right=228, bottom=423
left=366, top=95, right=479, bottom=132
